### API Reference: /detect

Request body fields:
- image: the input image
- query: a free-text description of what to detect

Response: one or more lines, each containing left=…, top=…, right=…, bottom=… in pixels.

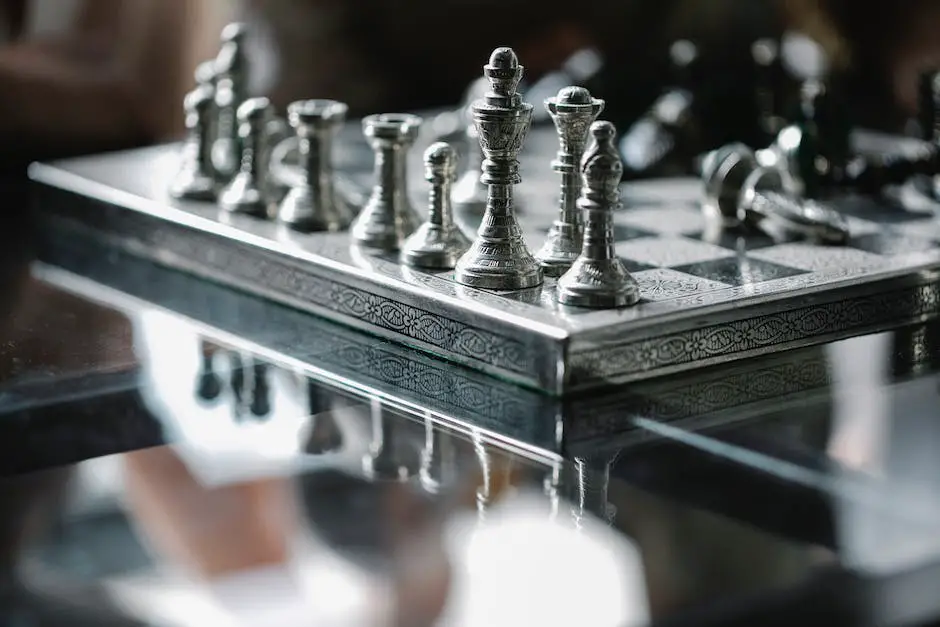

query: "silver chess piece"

left=194, top=60, right=217, bottom=88
left=556, top=121, right=640, bottom=309
left=350, top=113, right=423, bottom=251
left=401, top=142, right=471, bottom=269
left=277, top=99, right=353, bottom=232
left=452, top=112, right=488, bottom=224
left=536, top=86, right=604, bottom=276
left=454, top=47, right=543, bottom=291
left=701, top=143, right=849, bottom=244
left=211, top=23, right=250, bottom=180
left=170, top=85, right=219, bottom=201
left=219, top=97, right=275, bottom=217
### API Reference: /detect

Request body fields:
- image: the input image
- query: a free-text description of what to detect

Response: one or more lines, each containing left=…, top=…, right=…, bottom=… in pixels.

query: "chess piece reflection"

left=277, top=99, right=354, bottom=232
left=535, top=86, right=604, bottom=276
left=362, top=399, right=419, bottom=482
left=454, top=47, right=543, bottom=291
left=248, top=362, right=271, bottom=419
left=195, top=342, right=223, bottom=402
left=351, top=113, right=424, bottom=251
left=556, top=121, right=640, bottom=308
left=401, top=142, right=471, bottom=269
left=419, top=416, right=457, bottom=494
left=304, top=381, right=344, bottom=455
left=169, top=86, right=218, bottom=201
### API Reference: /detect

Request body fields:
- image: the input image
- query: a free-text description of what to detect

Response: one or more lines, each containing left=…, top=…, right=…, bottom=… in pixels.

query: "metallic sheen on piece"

left=454, top=47, right=543, bottom=291
left=219, top=97, right=275, bottom=217
left=350, top=113, right=423, bottom=251
left=170, top=86, right=219, bottom=201
left=452, top=114, right=489, bottom=225
left=702, top=143, right=849, bottom=245
left=277, top=99, right=353, bottom=232
left=556, top=121, right=640, bottom=309
left=536, top=86, right=604, bottom=276
left=401, top=142, right=471, bottom=269
left=211, top=23, right=250, bottom=180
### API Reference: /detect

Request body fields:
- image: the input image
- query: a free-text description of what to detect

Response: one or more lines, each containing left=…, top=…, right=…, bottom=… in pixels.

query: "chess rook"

left=170, top=85, right=219, bottom=201
left=219, top=97, right=275, bottom=217
left=351, top=113, right=423, bottom=251
left=401, top=142, right=471, bottom=269
left=455, top=47, right=542, bottom=291
left=277, top=99, right=353, bottom=232
left=536, top=86, right=604, bottom=276
left=556, top=121, right=639, bottom=309
left=701, top=143, right=849, bottom=244
left=211, top=23, right=250, bottom=180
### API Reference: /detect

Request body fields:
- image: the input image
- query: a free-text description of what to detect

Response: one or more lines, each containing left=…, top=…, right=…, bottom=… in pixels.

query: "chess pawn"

left=350, top=113, right=423, bottom=250
left=195, top=343, right=222, bottom=402
left=556, top=121, right=640, bottom=308
left=535, top=86, right=604, bottom=276
left=219, top=97, right=276, bottom=217
left=211, top=24, right=250, bottom=180
left=277, top=99, right=354, bottom=232
left=215, top=22, right=250, bottom=88
left=454, top=47, right=543, bottom=291
left=401, top=142, right=471, bottom=269
left=169, top=85, right=219, bottom=201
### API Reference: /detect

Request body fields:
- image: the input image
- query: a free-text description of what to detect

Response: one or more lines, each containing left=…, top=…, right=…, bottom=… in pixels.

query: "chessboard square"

left=616, top=236, right=735, bottom=267
left=892, top=218, right=940, bottom=241
left=632, top=267, right=731, bottom=302
left=620, top=257, right=656, bottom=273
left=748, top=243, right=886, bottom=272
left=674, top=256, right=807, bottom=286
left=684, top=228, right=779, bottom=252
left=851, top=232, right=937, bottom=256
left=833, top=194, right=934, bottom=224
left=616, top=205, right=707, bottom=235
left=613, top=225, right=656, bottom=241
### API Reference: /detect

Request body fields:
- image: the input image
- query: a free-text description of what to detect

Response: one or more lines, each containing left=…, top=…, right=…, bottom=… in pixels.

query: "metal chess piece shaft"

left=401, top=142, right=471, bottom=269
left=556, top=121, right=639, bottom=309
left=277, top=99, right=353, bottom=232
left=211, top=24, right=250, bottom=180
left=170, top=85, right=219, bottom=201
left=455, top=47, right=542, bottom=291
left=219, top=97, right=275, bottom=217
left=701, top=143, right=849, bottom=244
left=536, top=86, right=604, bottom=276
left=452, top=115, right=489, bottom=226
left=351, top=113, right=423, bottom=251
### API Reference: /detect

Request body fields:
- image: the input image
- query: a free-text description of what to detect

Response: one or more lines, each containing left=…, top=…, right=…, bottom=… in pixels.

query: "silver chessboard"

left=28, top=123, right=940, bottom=396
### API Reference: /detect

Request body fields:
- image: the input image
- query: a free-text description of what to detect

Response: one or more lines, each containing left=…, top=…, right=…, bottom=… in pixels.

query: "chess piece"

left=556, top=121, right=639, bottom=308
left=362, top=399, right=418, bottom=481
left=535, top=86, right=604, bottom=276
left=211, top=24, right=250, bottom=180
left=277, top=99, right=354, bottom=232
left=752, top=38, right=783, bottom=142
left=701, top=143, right=849, bottom=244
left=401, top=142, right=471, bottom=269
left=248, top=362, right=271, bottom=419
left=452, top=113, right=489, bottom=227
left=195, top=344, right=222, bottom=401
left=194, top=60, right=217, bottom=88
left=169, top=85, right=219, bottom=201
left=219, top=97, right=276, bottom=217
left=419, top=415, right=455, bottom=494
left=917, top=69, right=939, bottom=143
left=455, top=47, right=542, bottom=291
left=350, top=113, right=423, bottom=250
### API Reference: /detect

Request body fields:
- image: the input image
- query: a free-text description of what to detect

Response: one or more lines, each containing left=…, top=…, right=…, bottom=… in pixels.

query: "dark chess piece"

left=219, top=97, right=276, bottom=217
left=556, top=121, right=640, bottom=308
left=170, top=86, right=218, bottom=201
left=535, top=86, right=604, bottom=276
left=248, top=362, right=271, bottom=419
left=401, top=142, right=471, bottom=269
left=277, top=99, right=354, bottom=232
left=454, top=47, right=542, bottom=291
left=195, top=347, right=222, bottom=402
left=351, top=113, right=424, bottom=251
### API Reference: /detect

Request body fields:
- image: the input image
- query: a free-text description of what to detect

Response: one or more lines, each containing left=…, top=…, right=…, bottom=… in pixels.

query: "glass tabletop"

left=3, top=244, right=940, bottom=625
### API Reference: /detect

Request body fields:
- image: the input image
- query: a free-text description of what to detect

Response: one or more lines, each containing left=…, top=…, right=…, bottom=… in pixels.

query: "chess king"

left=454, top=47, right=543, bottom=291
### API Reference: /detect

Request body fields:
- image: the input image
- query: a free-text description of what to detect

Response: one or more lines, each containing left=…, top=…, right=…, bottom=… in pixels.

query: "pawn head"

left=557, top=86, right=592, bottom=106
left=424, top=142, right=457, bottom=180
left=581, top=121, right=623, bottom=197
left=287, top=99, right=348, bottom=128
left=184, top=85, right=215, bottom=115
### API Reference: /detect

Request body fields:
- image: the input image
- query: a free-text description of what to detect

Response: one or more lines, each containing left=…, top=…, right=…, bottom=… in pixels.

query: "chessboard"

left=28, top=122, right=940, bottom=396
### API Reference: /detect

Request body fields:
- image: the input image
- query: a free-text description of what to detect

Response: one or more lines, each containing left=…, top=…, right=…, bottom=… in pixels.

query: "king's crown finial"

left=557, top=86, right=592, bottom=106
left=582, top=121, right=623, bottom=199
left=484, top=47, right=523, bottom=107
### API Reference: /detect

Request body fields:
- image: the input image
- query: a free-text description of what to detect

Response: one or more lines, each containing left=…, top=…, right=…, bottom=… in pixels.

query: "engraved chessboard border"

left=29, top=144, right=940, bottom=394
left=33, top=254, right=858, bottom=456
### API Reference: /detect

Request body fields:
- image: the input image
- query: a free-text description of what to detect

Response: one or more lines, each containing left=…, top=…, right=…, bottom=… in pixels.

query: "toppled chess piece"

left=351, top=113, right=423, bottom=251
left=169, top=85, right=219, bottom=201
left=701, top=143, right=849, bottom=245
left=536, top=86, right=604, bottom=276
left=455, top=47, right=543, bottom=291
left=277, top=99, right=354, bottom=232
left=556, top=121, right=639, bottom=309
left=401, top=142, right=471, bottom=269
left=220, top=97, right=275, bottom=217
left=211, top=23, right=250, bottom=180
